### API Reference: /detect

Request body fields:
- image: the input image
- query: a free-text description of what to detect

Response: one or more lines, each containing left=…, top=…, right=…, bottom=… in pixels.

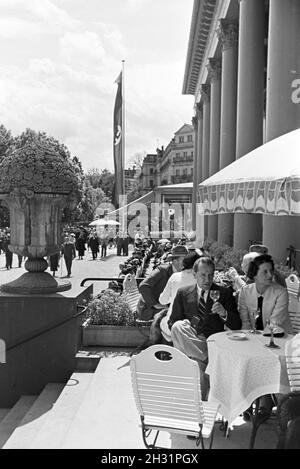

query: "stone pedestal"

left=0, top=284, right=92, bottom=407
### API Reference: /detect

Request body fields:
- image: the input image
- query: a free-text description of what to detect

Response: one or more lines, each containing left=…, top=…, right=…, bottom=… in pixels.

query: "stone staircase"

left=0, top=352, right=145, bottom=449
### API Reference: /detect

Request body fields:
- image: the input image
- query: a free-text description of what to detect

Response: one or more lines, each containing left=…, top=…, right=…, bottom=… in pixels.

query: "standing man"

left=136, top=245, right=189, bottom=321
left=62, top=235, right=76, bottom=278
left=168, top=257, right=241, bottom=398
left=88, top=232, right=99, bottom=260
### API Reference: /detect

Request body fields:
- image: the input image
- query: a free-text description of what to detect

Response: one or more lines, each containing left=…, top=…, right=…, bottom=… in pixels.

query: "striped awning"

left=199, top=129, right=300, bottom=216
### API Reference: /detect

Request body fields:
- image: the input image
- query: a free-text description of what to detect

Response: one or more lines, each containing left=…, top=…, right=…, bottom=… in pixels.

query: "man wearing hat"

left=136, top=245, right=189, bottom=321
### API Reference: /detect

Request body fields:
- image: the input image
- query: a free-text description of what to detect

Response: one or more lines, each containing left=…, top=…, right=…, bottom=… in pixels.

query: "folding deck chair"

left=130, top=344, right=220, bottom=449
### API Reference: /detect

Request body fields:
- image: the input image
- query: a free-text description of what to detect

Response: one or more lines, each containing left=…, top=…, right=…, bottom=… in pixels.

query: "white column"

left=217, top=19, right=238, bottom=246
left=207, top=58, right=222, bottom=242
left=263, top=0, right=300, bottom=262
left=233, top=0, right=265, bottom=250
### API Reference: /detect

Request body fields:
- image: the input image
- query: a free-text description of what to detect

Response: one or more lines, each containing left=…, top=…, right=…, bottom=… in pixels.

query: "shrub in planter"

left=84, top=289, right=135, bottom=326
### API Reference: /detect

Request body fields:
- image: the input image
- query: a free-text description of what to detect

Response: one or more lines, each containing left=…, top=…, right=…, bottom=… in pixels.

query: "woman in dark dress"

left=49, top=253, right=60, bottom=277
left=76, top=234, right=86, bottom=260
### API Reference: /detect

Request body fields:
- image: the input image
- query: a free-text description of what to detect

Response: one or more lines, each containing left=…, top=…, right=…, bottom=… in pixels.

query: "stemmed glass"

left=265, top=318, right=280, bottom=349
left=210, top=290, right=220, bottom=303
left=248, top=309, right=262, bottom=334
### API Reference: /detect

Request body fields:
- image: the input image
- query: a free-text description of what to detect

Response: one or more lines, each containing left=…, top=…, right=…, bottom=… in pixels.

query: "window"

left=183, top=151, right=187, bottom=157
left=150, top=168, right=153, bottom=174
left=183, top=169, right=187, bottom=175
left=191, top=151, right=194, bottom=157
left=149, top=179, right=154, bottom=188
left=179, top=136, right=184, bottom=143
left=188, top=135, right=193, bottom=142
left=191, top=168, right=193, bottom=176
left=176, top=169, right=180, bottom=176
left=176, top=153, right=180, bottom=157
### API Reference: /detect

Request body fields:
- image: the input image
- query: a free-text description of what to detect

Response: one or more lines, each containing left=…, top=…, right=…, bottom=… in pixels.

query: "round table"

left=206, top=331, right=292, bottom=426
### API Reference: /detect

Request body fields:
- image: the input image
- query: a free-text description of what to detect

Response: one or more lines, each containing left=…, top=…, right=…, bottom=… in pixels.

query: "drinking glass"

left=248, top=309, right=261, bottom=334
left=210, top=290, right=220, bottom=303
left=265, top=318, right=280, bottom=348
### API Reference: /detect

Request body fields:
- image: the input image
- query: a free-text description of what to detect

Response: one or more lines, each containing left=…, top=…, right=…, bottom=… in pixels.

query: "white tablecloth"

left=206, top=331, right=292, bottom=426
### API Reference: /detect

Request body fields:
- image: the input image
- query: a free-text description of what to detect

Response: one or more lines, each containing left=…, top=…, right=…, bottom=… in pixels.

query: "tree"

left=85, top=167, right=102, bottom=189
left=0, top=124, right=14, bottom=162
left=127, top=151, right=146, bottom=170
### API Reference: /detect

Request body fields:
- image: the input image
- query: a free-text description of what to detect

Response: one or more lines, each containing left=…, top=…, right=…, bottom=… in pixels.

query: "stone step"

left=0, top=396, right=37, bottom=448
left=75, top=350, right=101, bottom=372
left=60, top=354, right=151, bottom=449
left=3, top=384, right=64, bottom=449
left=29, top=372, right=94, bottom=449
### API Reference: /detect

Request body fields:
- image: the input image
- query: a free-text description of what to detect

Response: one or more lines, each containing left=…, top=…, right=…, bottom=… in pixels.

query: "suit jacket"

left=136, top=263, right=174, bottom=320
left=168, top=282, right=241, bottom=338
left=238, top=281, right=293, bottom=333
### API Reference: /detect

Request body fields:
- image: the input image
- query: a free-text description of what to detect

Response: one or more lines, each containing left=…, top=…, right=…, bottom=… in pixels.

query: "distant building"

left=137, top=124, right=195, bottom=195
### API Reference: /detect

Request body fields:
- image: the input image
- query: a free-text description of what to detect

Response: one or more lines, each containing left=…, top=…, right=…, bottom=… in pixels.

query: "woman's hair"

left=247, top=254, right=274, bottom=280
left=182, top=251, right=202, bottom=270
left=193, top=256, right=215, bottom=273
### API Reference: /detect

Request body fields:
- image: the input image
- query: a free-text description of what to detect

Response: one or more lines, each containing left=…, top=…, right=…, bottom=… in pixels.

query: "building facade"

left=183, top=0, right=300, bottom=261
left=138, top=124, right=195, bottom=195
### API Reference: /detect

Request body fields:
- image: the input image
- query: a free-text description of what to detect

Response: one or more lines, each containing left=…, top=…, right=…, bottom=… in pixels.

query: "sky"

left=0, top=0, right=195, bottom=172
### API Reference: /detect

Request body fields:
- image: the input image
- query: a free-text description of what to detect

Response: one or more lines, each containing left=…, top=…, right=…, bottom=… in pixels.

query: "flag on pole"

left=112, top=71, right=124, bottom=208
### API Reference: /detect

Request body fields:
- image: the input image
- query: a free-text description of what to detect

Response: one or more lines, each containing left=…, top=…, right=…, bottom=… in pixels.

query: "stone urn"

left=0, top=138, right=82, bottom=294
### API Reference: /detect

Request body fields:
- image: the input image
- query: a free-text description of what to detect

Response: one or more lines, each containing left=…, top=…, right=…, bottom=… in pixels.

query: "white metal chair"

left=285, top=333, right=300, bottom=391
left=286, top=274, right=300, bottom=334
left=130, top=344, right=220, bottom=449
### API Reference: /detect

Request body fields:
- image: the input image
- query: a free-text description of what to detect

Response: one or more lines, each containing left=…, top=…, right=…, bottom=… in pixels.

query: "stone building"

left=183, top=0, right=300, bottom=261
left=137, top=124, right=195, bottom=195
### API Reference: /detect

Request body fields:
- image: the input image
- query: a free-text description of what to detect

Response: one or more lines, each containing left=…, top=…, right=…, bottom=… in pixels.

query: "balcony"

left=171, top=174, right=193, bottom=184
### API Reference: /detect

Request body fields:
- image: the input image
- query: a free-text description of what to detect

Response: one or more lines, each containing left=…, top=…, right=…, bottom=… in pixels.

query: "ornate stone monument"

left=0, top=139, right=82, bottom=293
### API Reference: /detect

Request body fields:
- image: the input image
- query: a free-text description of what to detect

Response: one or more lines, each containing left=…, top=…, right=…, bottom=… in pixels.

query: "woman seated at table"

left=238, top=254, right=293, bottom=420
left=238, top=254, right=292, bottom=333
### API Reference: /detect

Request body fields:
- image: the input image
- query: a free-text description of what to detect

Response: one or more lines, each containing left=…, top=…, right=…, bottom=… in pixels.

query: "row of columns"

left=193, top=0, right=300, bottom=261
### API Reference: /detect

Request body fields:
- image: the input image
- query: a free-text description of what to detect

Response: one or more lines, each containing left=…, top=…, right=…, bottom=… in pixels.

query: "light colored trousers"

left=171, top=320, right=209, bottom=400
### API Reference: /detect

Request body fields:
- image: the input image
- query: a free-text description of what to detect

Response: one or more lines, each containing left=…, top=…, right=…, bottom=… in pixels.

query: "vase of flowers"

left=0, top=130, right=83, bottom=293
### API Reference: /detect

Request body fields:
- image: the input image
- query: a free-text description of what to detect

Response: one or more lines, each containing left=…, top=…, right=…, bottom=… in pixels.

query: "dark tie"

left=255, top=296, right=264, bottom=330
left=198, top=290, right=207, bottom=319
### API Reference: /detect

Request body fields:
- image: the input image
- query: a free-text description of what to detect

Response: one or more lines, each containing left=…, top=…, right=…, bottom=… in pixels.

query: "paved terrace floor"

left=0, top=248, right=279, bottom=449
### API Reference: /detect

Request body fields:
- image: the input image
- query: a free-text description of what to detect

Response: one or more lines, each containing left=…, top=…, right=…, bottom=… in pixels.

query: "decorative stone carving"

left=217, top=19, right=239, bottom=51
left=200, top=84, right=211, bottom=103
left=207, top=58, right=222, bottom=83
left=0, top=139, right=82, bottom=294
left=196, top=102, right=203, bottom=120
left=192, top=115, right=198, bottom=130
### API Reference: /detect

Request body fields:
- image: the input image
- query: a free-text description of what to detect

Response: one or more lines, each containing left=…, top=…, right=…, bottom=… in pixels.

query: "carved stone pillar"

left=207, top=58, right=222, bottom=242
left=200, top=84, right=211, bottom=240
left=233, top=0, right=265, bottom=250
left=192, top=114, right=198, bottom=232
left=263, top=0, right=300, bottom=261
left=217, top=19, right=238, bottom=246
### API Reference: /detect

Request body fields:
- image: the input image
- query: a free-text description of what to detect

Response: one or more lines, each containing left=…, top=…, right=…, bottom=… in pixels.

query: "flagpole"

left=121, top=59, right=126, bottom=237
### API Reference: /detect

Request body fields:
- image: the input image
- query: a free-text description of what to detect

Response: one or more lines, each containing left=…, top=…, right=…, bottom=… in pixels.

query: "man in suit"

left=168, top=257, right=241, bottom=398
left=136, top=244, right=189, bottom=321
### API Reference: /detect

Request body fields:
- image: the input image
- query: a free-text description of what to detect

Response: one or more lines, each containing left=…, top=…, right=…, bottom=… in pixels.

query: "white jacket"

left=238, top=281, right=293, bottom=333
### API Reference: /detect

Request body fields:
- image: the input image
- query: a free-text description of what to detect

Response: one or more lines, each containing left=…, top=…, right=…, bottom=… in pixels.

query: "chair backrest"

left=286, top=274, right=300, bottom=334
left=122, top=273, right=141, bottom=314
left=130, top=344, right=205, bottom=423
left=285, top=333, right=300, bottom=392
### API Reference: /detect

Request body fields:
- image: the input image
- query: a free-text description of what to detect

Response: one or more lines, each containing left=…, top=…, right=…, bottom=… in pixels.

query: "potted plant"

left=82, top=289, right=150, bottom=347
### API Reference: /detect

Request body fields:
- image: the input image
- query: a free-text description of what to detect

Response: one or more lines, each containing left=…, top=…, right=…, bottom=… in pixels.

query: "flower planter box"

left=82, top=325, right=150, bottom=347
